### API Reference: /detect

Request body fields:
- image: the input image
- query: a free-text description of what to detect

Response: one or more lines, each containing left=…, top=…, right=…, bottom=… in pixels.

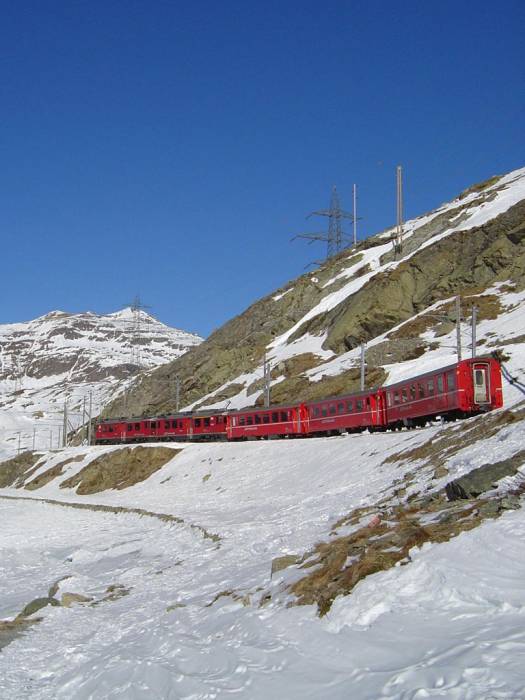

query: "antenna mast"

left=395, top=165, right=404, bottom=251
left=353, top=183, right=357, bottom=246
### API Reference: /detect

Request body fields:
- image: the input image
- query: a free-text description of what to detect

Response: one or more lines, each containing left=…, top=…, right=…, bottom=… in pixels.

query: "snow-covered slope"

left=0, top=309, right=202, bottom=457
left=1, top=391, right=524, bottom=698
left=104, top=165, right=525, bottom=419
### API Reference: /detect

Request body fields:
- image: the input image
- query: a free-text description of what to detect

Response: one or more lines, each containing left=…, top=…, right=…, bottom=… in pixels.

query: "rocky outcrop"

left=59, top=446, right=179, bottom=495
left=445, top=450, right=525, bottom=500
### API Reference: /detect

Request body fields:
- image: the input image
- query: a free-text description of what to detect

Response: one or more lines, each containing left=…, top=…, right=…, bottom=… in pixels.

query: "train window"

left=217, top=416, right=222, bottom=424
left=418, top=384, right=425, bottom=399
left=338, top=403, right=344, bottom=414
left=151, top=421, right=157, bottom=429
left=394, top=391, right=400, bottom=404
left=281, top=411, right=288, bottom=422
left=447, top=371, right=456, bottom=390
left=313, top=407, right=320, bottom=418
left=410, top=385, right=416, bottom=400
left=329, top=405, right=336, bottom=415
left=321, top=406, right=328, bottom=417
left=387, top=393, right=392, bottom=407
left=108, top=426, right=114, bottom=433
left=246, top=416, right=253, bottom=425
left=255, top=414, right=261, bottom=424
left=401, top=389, right=408, bottom=403
left=164, top=421, right=170, bottom=429
left=427, top=380, right=434, bottom=396
left=194, top=418, right=201, bottom=427
left=437, top=376, right=444, bottom=393
left=127, top=424, right=133, bottom=431
left=346, top=401, right=353, bottom=412
left=366, top=397, right=371, bottom=408
left=231, top=417, right=237, bottom=427
left=204, top=418, right=210, bottom=427
left=239, top=416, right=245, bottom=426
left=272, top=412, right=279, bottom=423
left=356, top=399, right=363, bottom=411
left=172, top=420, right=177, bottom=429
left=263, top=414, right=270, bottom=423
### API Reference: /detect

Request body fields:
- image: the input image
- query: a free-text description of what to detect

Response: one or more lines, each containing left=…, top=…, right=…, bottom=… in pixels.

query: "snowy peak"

left=0, top=309, right=202, bottom=454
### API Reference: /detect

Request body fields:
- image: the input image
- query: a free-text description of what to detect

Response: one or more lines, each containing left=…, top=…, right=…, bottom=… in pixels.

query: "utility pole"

left=32, top=427, right=36, bottom=452
left=456, top=295, right=462, bottom=361
left=360, top=343, right=366, bottom=391
left=62, top=401, right=68, bottom=448
left=353, top=184, right=357, bottom=246
left=175, top=376, right=181, bottom=412
left=82, top=395, right=87, bottom=442
left=395, top=165, right=404, bottom=252
left=263, top=354, right=271, bottom=408
left=471, top=304, right=478, bottom=358
left=57, top=427, right=62, bottom=449
left=87, top=391, right=93, bottom=446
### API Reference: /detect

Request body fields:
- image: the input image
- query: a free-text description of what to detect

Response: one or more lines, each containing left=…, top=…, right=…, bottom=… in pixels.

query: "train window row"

left=386, top=371, right=456, bottom=407
left=116, top=417, right=228, bottom=432
left=234, top=411, right=289, bottom=427
left=310, top=396, right=370, bottom=418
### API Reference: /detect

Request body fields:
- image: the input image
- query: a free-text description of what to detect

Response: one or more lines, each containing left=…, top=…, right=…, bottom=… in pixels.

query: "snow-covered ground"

left=1, top=385, right=524, bottom=698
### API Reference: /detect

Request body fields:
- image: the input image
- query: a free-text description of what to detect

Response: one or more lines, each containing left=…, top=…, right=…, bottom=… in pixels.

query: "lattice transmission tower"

left=128, top=295, right=150, bottom=368
left=293, top=185, right=356, bottom=260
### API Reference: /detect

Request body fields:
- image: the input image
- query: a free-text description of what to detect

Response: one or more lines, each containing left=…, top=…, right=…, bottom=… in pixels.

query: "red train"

left=95, top=356, right=503, bottom=444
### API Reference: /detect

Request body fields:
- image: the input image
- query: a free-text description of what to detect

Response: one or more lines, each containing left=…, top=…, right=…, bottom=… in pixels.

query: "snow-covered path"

left=1, top=496, right=525, bottom=699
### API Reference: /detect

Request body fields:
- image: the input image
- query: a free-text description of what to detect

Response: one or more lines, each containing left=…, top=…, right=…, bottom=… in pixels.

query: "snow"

left=272, top=287, right=294, bottom=301
left=1, top=406, right=524, bottom=698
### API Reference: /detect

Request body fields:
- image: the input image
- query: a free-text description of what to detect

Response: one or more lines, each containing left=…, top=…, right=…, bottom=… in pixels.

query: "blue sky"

left=1, top=1, right=523, bottom=336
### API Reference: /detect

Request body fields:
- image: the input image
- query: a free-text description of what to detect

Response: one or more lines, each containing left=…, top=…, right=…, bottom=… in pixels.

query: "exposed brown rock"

left=0, top=452, right=42, bottom=488
left=59, top=446, right=179, bottom=495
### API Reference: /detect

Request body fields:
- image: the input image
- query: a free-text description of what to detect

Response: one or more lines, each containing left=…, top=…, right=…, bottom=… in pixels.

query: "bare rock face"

left=445, top=449, right=525, bottom=500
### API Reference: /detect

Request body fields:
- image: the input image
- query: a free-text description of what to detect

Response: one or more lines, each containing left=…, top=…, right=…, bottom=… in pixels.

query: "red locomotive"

left=95, top=356, right=503, bottom=444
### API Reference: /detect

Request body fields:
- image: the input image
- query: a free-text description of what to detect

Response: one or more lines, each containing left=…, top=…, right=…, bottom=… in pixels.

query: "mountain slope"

left=103, top=166, right=525, bottom=419
left=0, top=309, right=202, bottom=454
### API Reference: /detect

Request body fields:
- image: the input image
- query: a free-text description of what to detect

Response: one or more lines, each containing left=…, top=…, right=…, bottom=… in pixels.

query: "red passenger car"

left=303, top=389, right=383, bottom=436
left=226, top=404, right=302, bottom=440
left=382, top=356, right=503, bottom=428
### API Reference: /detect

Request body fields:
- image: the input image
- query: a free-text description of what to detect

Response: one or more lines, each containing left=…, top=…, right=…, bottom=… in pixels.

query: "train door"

left=295, top=404, right=309, bottom=435
left=472, top=362, right=490, bottom=404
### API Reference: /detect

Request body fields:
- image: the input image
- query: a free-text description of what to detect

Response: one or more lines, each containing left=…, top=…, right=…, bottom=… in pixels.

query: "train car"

left=226, top=404, right=302, bottom=440
left=302, top=388, right=384, bottom=436
left=185, top=412, right=228, bottom=440
left=94, top=356, right=503, bottom=444
left=95, top=418, right=127, bottom=443
left=382, top=356, right=503, bottom=429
